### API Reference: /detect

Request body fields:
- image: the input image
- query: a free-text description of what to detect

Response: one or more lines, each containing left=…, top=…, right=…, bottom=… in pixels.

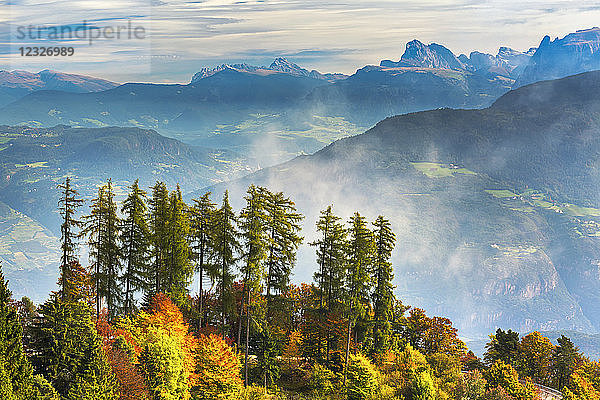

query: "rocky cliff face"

left=516, top=27, right=600, bottom=86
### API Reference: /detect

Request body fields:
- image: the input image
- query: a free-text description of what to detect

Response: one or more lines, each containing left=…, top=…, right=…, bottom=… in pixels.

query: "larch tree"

left=58, top=177, right=84, bottom=301
left=119, top=180, right=151, bottom=315
left=262, top=188, right=303, bottom=319
left=189, top=191, right=218, bottom=329
left=163, top=186, right=192, bottom=303
left=371, top=215, right=396, bottom=355
left=212, top=190, right=241, bottom=338
left=311, top=205, right=347, bottom=364
left=344, top=212, right=375, bottom=384
left=81, top=184, right=106, bottom=315
left=102, top=180, right=122, bottom=320
left=238, top=185, right=268, bottom=385
left=148, top=181, right=170, bottom=299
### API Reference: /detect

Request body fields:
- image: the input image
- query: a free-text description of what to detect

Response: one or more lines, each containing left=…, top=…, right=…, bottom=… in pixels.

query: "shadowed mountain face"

left=206, top=71, right=600, bottom=338
left=517, top=28, right=600, bottom=87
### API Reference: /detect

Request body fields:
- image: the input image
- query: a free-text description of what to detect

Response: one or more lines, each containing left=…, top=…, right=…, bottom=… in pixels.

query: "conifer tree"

left=163, top=186, right=193, bottom=303
left=30, top=296, right=118, bottom=400
left=238, top=185, right=268, bottom=385
left=212, top=190, right=241, bottom=337
left=551, top=335, right=582, bottom=390
left=262, top=188, right=303, bottom=318
left=102, top=180, right=122, bottom=319
left=311, top=205, right=347, bottom=364
left=371, top=215, right=396, bottom=355
left=83, top=180, right=122, bottom=319
left=344, top=212, right=375, bottom=383
left=189, top=192, right=218, bottom=328
left=58, top=177, right=84, bottom=300
left=0, top=263, right=40, bottom=399
left=81, top=185, right=106, bottom=315
left=148, top=181, right=170, bottom=299
left=120, top=180, right=151, bottom=315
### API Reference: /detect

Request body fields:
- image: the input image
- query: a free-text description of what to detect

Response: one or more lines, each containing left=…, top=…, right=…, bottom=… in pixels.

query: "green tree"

left=30, top=296, right=117, bottom=400
left=189, top=192, right=218, bottom=329
left=346, top=353, right=378, bottom=400
left=0, top=264, right=42, bottom=399
left=371, top=216, right=396, bottom=355
left=311, top=205, right=347, bottom=364
left=484, top=360, right=534, bottom=400
left=82, top=179, right=122, bottom=319
left=344, top=212, right=374, bottom=384
left=163, top=186, right=192, bottom=303
left=139, top=332, right=187, bottom=400
left=552, top=335, right=583, bottom=390
left=484, top=329, right=520, bottom=366
left=262, top=188, right=303, bottom=318
left=120, top=179, right=151, bottom=315
left=148, top=181, right=170, bottom=299
left=58, top=177, right=84, bottom=300
left=213, top=190, right=241, bottom=337
left=238, top=185, right=268, bottom=385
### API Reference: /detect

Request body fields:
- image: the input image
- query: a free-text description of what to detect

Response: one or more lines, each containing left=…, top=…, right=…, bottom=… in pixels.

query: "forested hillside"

left=1, top=178, right=598, bottom=400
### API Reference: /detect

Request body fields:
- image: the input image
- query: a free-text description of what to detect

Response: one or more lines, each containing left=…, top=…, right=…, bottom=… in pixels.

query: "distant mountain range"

left=191, top=57, right=348, bottom=83
left=0, top=69, right=118, bottom=107
left=2, top=28, right=600, bottom=167
left=206, top=70, right=600, bottom=338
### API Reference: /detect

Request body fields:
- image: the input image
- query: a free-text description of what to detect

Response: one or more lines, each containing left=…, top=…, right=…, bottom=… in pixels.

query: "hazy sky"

left=1, top=0, right=600, bottom=83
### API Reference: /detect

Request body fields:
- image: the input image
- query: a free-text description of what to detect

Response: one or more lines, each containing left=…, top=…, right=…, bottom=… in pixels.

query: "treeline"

left=0, top=178, right=599, bottom=400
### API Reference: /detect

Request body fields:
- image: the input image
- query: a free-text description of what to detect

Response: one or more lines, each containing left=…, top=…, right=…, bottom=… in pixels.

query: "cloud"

left=2, top=0, right=600, bottom=82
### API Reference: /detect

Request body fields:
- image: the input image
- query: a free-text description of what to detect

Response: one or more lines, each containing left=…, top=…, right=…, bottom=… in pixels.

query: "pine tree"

left=212, top=190, right=241, bottom=337
left=148, top=181, right=170, bottom=299
left=163, top=186, right=193, bottom=303
left=0, top=263, right=40, bottom=399
left=81, top=184, right=106, bottom=315
left=371, top=215, right=396, bottom=355
left=344, top=212, right=375, bottom=384
left=189, top=192, right=218, bottom=329
left=551, top=335, right=582, bottom=390
left=238, top=185, right=269, bottom=385
left=58, top=177, right=84, bottom=300
left=30, top=296, right=118, bottom=400
left=262, top=188, right=303, bottom=318
left=82, top=180, right=122, bottom=319
left=311, top=205, right=347, bottom=364
left=120, top=180, right=151, bottom=315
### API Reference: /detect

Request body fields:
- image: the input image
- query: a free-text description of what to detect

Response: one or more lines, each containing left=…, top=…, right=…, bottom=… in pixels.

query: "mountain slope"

left=0, top=69, right=119, bottom=107
left=208, top=71, right=600, bottom=337
left=0, top=125, right=253, bottom=232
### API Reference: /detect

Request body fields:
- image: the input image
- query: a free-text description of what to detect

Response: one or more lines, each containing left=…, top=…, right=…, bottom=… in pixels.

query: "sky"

left=1, top=0, right=600, bottom=83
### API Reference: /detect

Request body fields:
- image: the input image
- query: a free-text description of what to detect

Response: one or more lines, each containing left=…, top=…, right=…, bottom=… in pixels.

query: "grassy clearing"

left=15, top=161, right=48, bottom=168
left=411, top=162, right=477, bottom=178
left=485, top=189, right=518, bottom=198
left=491, top=244, right=539, bottom=258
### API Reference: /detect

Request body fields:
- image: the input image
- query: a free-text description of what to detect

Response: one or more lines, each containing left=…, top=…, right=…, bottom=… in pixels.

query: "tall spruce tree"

left=262, top=189, right=303, bottom=318
left=213, top=190, right=241, bottom=338
left=148, top=181, right=170, bottom=299
left=238, top=185, right=269, bottom=385
left=371, top=215, right=396, bottom=355
left=344, top=212, right=375, bottom=383
left=58, top=177, right=84, bottom=300
left=119, top=180, right=151, bottom=315
left=82, top=180, right=122, bottom=319
left=30, top=296, right=117, bottom=400
left=163, top=186, right=192, bottom=303
left=81, top=185, right=106, bottom=315
left=190, top=192, right=218, bottom=328
left=311, top=205, right=347, bottom=364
